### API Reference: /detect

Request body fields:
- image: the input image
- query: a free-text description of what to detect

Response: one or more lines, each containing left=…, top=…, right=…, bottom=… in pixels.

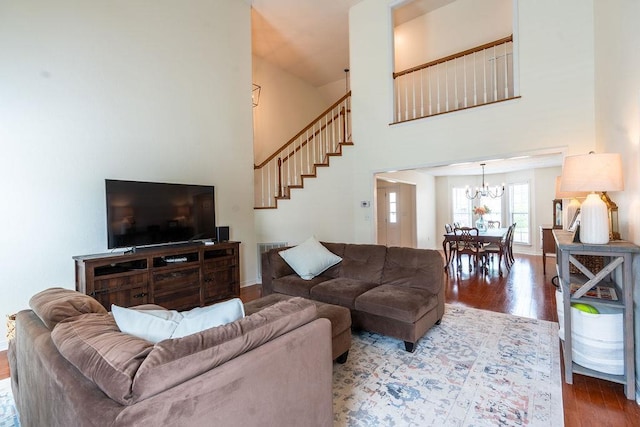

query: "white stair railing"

left=393, top=36, right=515, bottom=123
left=254, top=92, right=352, bottom=209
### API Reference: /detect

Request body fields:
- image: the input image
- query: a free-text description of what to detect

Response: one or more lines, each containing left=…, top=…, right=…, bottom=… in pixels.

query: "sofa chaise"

left=261, top=242, right=445, bottom=352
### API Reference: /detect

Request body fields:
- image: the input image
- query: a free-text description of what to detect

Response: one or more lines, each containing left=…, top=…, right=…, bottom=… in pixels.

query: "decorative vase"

left=476, top=215, right=487, bottom=231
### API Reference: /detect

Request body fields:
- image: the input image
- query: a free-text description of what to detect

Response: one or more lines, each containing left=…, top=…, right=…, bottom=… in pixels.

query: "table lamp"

left=560, top=152, right=623, bottom=244
left=555, top=176, right=588, bottom=231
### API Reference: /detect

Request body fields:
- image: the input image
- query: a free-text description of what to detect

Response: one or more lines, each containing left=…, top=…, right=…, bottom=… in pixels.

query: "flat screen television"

left=106, top=179, right=216, bottom=249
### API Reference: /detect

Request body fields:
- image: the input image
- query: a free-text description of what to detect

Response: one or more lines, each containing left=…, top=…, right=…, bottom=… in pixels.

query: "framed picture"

left=568, top=209, right=581, bottom=232
left=553, top=199, right=562, bottom=229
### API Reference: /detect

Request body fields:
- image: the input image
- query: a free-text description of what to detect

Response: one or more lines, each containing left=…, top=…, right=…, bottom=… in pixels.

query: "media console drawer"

left=74, top=241, right=240, bottom=311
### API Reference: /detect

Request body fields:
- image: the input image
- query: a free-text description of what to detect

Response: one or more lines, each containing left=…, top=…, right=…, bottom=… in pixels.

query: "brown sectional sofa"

left=262, top=242, right=445, bottom=352
left=8, top=288, right=333, bottom=427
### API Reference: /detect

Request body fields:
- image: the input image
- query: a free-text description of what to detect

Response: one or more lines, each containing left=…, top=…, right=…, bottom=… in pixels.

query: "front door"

left=376, top=180, right=416, bottom=248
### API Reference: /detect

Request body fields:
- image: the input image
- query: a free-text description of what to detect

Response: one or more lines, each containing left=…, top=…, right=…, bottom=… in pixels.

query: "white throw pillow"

left=171, top=298, right=245, bottom=339
left=278, top=236, right=342, bottom=280
left=112, top=298, right=246, bottom=343
left=111, top=305, right=183, bottom=344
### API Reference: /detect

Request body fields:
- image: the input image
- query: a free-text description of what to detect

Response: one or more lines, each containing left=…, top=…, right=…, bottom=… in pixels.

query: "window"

left=389, top=192, right=397, bottom=223
left=451, top=188, right=503, bottom=227
left=508, top=183, right=530, bottom=244
left=452, top=188, right=470, bottom=226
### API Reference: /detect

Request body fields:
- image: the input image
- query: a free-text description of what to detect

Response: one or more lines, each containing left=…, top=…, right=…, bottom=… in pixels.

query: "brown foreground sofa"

left=8, top=288, right=333, bottom=427
left=262, top=243, right=445, bottom=352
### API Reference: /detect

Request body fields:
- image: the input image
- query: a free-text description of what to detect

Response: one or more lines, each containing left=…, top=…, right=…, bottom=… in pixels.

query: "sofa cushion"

left=112, top=299, right=246, bottom=343
left=29, top=287, right=107, bottom=330
left=111, top=305, right=183, bottom=343
left=381, top=247, right=444, bottom=294
left=310, top=278, right=379, bottom=309
left=131, top=297, right=317, bottom=403
left=340, top=244, right=387, bottom=283
left=51, top=312, right=154, bottom=405
left=279, top=236, right=342, bottom=280
left=172, top=298, right=245, bottom=338
left=355, top=284, right=439, bottom=323
left=272, top=274, right=331, bottom=297
left=320, top=242, right=346, bottom=278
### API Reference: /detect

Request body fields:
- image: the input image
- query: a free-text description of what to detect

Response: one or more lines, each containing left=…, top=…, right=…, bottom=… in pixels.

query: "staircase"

left=254, top=91, right=352, bottom=209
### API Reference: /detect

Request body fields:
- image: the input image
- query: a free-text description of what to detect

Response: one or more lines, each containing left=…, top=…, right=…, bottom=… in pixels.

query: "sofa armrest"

left=261, top=247, right=294, bottom=295
left=117, top=318, right=334, bottom=426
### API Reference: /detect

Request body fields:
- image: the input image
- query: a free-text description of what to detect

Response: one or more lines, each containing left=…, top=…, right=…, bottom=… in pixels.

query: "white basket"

left=556, top=290, right=623, bottom=375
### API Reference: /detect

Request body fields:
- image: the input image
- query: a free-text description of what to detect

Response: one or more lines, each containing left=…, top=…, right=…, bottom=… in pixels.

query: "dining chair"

left=505, top=223, right=517, bottom=266
left=484, top=228, right=509, bottom=276
left=487, top=220, right=501, bottom=229
left=444, top=224, right=456, bottom=266
left=453, top=227, right=485, bottom=273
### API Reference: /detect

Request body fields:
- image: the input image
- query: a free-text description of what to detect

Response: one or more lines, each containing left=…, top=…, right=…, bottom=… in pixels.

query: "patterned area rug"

left=333, top=304, right=563, bottom=426
left=0, top=378, right=19, bottom=427
left=0, top=305, right=561, bottom=427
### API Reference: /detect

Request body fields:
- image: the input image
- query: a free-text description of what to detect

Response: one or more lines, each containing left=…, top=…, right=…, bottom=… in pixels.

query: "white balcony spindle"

left=436, top=64, right=441, bottom=114
left=463, top=55, right=468, bottom=108
left=420, top=69, right=424, bottom=117
left=454, top=58, right=458, bottom=110
left=493, top=46, right=498, bottom=101
left=396, top=78, right=401, bottom=122
left=483, top=49, right=487, bottom=103
left=473, top=51, right=477, bottom=106
left=445, top=62, right=449, bottom=112
left=503, top=43, right=509, bottom=98
left=428, top=67, right=432, bottom=116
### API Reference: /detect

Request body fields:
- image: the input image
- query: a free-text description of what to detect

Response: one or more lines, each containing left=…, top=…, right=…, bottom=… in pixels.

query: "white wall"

left=255, top=0, right=597, bottom=253
left=376, top=170, right=435, bottom=249
left=254, top=150, right=357, bottom=260
left=0, top=0, right=255, bottom=349
left=592, top=0, right=640, bottom=400
left=394, top=0, right=513, bottom=72
left=344, top=0, right=595, bottom=246
left=252, top=55, right=335, bottom=165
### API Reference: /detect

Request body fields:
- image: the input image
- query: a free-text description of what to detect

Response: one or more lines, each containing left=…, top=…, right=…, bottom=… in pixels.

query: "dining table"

left=442, top=227, right=509, bottom=270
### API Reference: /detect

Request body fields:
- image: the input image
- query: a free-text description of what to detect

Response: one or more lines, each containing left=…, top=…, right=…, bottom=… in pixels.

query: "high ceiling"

left=250, top=0, right=563, bottom=175
left=251, top=0, right=362, bottom=87
left=250, top=0, right=455, bottom=87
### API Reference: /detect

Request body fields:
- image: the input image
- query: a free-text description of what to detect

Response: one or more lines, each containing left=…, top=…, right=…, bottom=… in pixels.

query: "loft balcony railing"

left=254, top=92, right=352, bottom=209
left=393, top=35, right=517, bottom=123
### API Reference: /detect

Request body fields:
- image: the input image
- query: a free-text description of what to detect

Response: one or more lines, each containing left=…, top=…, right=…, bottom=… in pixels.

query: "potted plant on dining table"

left=473, top=205, right=491, bottom=231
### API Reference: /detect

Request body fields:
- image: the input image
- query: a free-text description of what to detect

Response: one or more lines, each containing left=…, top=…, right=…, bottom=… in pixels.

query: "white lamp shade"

left=560, top=152, right=624, bottom=244
left=554, top=176, right=588, bottom=199
left=560, top=153, right=624, bottom=192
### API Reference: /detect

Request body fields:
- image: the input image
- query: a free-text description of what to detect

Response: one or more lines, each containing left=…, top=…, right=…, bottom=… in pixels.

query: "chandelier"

left=465, top=163, right=505, bottom=200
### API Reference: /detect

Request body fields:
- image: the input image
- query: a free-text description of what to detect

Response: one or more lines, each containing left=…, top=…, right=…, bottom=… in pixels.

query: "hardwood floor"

left=1, top=253, right=638, bottom=425
left=447, top=253, right=640, bottom=427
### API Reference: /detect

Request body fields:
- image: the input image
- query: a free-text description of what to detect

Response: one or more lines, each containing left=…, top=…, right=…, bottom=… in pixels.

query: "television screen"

left=106, top=179, right=216, bottom=249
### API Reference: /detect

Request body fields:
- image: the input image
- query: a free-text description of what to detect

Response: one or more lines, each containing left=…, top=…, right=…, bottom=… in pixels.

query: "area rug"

left=333, top=304, right=563, bottom=426
left=0, top=378, right=19, bottom=427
